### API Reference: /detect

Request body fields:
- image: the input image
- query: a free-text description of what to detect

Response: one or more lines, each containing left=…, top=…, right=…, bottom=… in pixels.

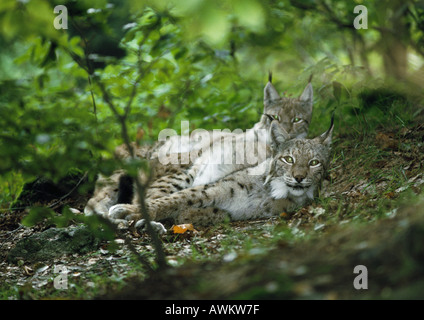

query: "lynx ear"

left=299, top=82, right=313, bottom=114
left=316, top=115, right=334, bottom=146
left=264, top=81, right=280, bottom=108
left=269, top=120, right=290, bottom=151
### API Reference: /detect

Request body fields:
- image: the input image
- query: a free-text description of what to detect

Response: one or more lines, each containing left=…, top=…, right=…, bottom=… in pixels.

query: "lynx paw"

left=135, top=219, right=167, bottom=235
left=108, top=204, right=138, bottom=221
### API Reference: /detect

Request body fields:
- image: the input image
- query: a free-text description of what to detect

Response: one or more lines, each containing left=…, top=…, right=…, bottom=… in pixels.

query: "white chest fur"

left=270, top=179, right=315, bottom=205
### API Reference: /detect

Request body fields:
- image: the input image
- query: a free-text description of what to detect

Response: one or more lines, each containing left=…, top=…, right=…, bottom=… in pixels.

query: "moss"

left=7, top=225, right=100, bottom=264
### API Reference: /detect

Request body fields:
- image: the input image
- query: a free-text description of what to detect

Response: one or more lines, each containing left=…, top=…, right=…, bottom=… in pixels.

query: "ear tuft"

left=308, top=73, right=313, bottom=83
left=318, top=115, right=334, bottom=146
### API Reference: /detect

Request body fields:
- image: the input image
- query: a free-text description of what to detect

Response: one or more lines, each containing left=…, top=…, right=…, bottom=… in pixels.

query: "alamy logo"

left=353, top=5, right=368, bottom=30
left=157, top=121, right=267, bottom=170
left=54, top=265, right=68, bottom=290
left=353, top=265, right=368, bottom=290
left=53, top=5, right=68, bottom=30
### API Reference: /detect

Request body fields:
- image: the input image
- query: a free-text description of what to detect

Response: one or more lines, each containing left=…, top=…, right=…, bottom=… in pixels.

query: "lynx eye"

left=293, top=117, right=302, bottom=123
left=272, top=115, right=280, bottom=121
left=281, top=156, right=294, bottom=164
left=309, top=159, right=320, bottom=167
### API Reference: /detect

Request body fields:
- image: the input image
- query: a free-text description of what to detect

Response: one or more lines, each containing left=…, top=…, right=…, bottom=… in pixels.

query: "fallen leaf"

left=68, top=208, right=81, bottom=214
left=375, top=132, right=398, bottom=150
left=171, top=224, right=196, bottom=234
left=23, top=266, right=33, bottom=276
left=136, top=127, right=145, bottom=144
left=35, top=265, right=49, bottom=274
left=385, top=192, right=395, bottom=199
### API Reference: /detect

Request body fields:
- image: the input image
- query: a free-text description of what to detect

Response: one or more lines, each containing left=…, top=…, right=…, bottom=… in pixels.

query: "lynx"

left=85, top=76, right=314, bottom=220
left=154, top=74, right=312, bottom=156
left=109, top=118, right=334, bottom=231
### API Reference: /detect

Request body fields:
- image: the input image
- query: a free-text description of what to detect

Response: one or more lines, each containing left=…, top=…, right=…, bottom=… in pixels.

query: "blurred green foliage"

left=0, top=0, right=423, bottom=211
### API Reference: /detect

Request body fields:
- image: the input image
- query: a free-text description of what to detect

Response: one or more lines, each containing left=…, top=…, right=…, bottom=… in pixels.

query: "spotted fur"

left=85, top=78, right=314, bottom=221
left=108, top=120, right=334, bottom=228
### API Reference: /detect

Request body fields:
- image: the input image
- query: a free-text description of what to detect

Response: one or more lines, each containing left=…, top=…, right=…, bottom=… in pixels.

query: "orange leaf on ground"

left=171, top=224, right=195, bottom=234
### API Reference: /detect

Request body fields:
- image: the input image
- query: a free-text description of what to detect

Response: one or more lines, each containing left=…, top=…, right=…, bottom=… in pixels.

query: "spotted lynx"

left=109, top=118, right=333, bottom=230
left=155, top=74, right=312, bottom=156
left=85, top=76, right=314, bottom=222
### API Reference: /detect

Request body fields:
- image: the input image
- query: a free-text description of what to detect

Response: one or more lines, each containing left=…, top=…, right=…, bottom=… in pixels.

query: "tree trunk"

left=379, top=0, right=410, bottom=80
left=381, top=32, right=408, bottom=80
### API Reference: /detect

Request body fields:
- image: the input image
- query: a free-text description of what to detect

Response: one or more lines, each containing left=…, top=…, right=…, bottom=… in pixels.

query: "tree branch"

left=64, top=25, right=169, bottom=270
left=96, top=79, right=168, bottom=270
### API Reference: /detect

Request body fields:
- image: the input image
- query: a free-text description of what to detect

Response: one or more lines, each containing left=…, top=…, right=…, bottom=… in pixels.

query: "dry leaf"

left=23, top=266, right=33, bottom=276
left=136, top=127, right=145, bottom=145
left=385, top=192, right=395, bottom=199
left=375, top=132, right=398, bottom=150
left=171, top=224, right=195, bottom=234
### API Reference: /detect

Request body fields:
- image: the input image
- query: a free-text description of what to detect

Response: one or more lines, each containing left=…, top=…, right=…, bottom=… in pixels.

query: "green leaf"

left=21, top=207, right=55, bottom=227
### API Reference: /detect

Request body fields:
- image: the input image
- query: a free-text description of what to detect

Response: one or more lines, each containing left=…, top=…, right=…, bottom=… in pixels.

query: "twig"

left=95, top=68, right=168, bottom=271
left=318, top=0, right=354, bottom=29
left=1, top=171, right=89, bottom=213
left=87, top=75, right=98, bottom=123
left=63, top=21, right=169, bottom=270
left=123, top=30, right=153, bottom=119
left=48, top=171, right=88, bottom=210
left=98, top=86, right=167, bottom=269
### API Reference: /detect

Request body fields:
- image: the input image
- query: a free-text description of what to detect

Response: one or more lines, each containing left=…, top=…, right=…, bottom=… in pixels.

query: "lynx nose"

left=294, top=175, right=305, bottom=183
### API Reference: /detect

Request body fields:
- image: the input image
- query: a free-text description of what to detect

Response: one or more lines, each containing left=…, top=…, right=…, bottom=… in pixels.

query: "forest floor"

left=1, top=119, right=424, bottom=300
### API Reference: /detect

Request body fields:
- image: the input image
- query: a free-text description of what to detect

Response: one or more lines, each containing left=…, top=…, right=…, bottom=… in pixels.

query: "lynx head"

left=265, top=117, right=334, bottom=204
left=262, top=74, right=313, bottom=140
